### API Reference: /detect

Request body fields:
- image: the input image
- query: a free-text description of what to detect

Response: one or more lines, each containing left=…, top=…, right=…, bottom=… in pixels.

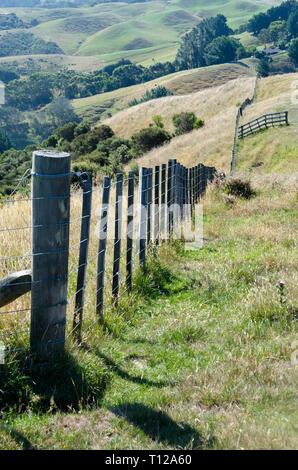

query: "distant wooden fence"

left=0, top=151, right=217, bottom=364
left=230, top=74, right=259, bottom=176
left=238, top=111, right=289, bottom=139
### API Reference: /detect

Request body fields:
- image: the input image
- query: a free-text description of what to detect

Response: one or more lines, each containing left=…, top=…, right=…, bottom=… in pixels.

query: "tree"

left=288, top=38, right=298, bottom=63
left=172, top=112, right=204, bottom=136
left=175, top=15, right=232, bottom=69
left=287, top=10, right=298, bottom=38
left=256, top=58, right=270, bottom=77
left=204, top=36, right=240, bottom=65
left=131, top=127, right=171, bottom=155
left=0, top=129, right=11, bottom=153
left=46, top=97, right=79, bottom=128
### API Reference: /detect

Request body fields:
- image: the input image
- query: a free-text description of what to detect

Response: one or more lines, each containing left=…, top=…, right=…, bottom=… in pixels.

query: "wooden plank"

left=96, top=177, right=111, bottom=319
left=31, top=150, right=71, bottom=360
left=112, top=173, right=123, bottom=304
left=0, top=270, right=31, bottom=308
left=73, top=173, right=92, bottom=341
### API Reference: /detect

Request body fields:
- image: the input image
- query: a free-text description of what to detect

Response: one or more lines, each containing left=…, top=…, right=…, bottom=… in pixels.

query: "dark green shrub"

left=92, top=125, right=114, bottom=141
left=173, top=112, right=204, bottom=136
left=56, top=122, right=78, bottom=142
left=74, top=120, right=91, bottom=137
left=131, top=127, right=171, bottom=155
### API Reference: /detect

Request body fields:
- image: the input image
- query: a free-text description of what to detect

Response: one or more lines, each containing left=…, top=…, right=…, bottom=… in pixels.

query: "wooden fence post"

left=31, top=150, right=71, bottom=360
left=154, top=166, right=160, bottom=245
left=96, top=177, right=111, bottom=319
left=138, top=167, right=147, bottom=269
left=126, top=171, right=134, bottom=292
left=112, top=173, right=123, bottom=304
left=147, top=168, right=153, bottom=246
left=73, top=173, right=92, bottom=341
left=167, top=159, right=173, bottom=238
left=160, top=164, right=166, bottom=241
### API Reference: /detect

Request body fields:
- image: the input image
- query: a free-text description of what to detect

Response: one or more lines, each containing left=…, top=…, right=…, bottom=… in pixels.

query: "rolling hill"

left=0, top=0, right=283, bottom=68
left=100, top=71, right=298, bottom=174
left=72, top=62, right=256, bottom=122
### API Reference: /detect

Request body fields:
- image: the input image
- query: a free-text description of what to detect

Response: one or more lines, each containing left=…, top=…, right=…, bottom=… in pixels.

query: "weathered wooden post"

left=73, top=173, right=92, bottom=341
left=160, top=164, right=166, bottom=241
left=147, top=168, right=153, bottom=246
left=31, top=150, right=71, bottom=360
left=112, top=173, right=123, bottom=304
left=96, top=177, right=111, bottom=319
left=167, top=159, right=173, bottom=239
left=154, top=165, right=160, bottom=245
left=126, top=171, right=134, bottom=292
left=138, top=167, right=147, bottom=269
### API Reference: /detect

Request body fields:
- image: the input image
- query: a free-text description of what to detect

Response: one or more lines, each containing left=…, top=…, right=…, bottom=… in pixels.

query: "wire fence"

left=0, top=152, right=218, bottom=373
left=230, top=74, right=259, bottom=176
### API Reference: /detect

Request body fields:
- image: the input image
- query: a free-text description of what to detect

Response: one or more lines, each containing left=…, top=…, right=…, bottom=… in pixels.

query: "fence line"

left=0, top=152, right=217, bottom=370
left=230, top=74, right=259, bottom=176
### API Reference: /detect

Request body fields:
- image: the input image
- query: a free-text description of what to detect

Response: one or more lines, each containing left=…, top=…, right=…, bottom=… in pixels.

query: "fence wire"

left=0, top=159, right=217, bottom=372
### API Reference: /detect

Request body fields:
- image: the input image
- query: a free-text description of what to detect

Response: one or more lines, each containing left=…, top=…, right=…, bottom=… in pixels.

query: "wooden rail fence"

left=238, top=111, right=289, bottom=139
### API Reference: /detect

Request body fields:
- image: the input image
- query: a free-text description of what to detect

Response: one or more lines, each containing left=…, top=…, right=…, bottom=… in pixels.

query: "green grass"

left=0, top=174, right=297, bottom=449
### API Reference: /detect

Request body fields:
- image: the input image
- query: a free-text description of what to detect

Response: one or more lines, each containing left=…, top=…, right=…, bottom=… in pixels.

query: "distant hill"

left=0, top=31, right=63, bottom=57
left=0, top=1, right=282, bottom=67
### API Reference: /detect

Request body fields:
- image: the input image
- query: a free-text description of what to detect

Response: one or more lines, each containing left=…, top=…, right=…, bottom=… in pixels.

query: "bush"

left=56, top=122, right=78, bottom=142
left=173, top=112, right=204, bottom=136
left=130, top=127, right=171, bottom=155
left=225, top=178, right=256, bottom=199
left=92, top=125, right=114, bottom=141
left=74, top=120, right=91, bottom=137
left=152, top=114, right=164, bottom=128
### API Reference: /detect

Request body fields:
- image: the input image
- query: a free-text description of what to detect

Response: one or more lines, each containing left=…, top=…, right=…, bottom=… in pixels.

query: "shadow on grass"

left=92, top=348, right=175, bottom=388
left=0, top=424, right=35, bottom=450
left=0, top=350, right=110, bottom=413
left=109, top=402, right=216, bottom=449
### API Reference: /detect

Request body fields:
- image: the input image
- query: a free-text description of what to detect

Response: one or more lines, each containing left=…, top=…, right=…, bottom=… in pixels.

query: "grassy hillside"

left=0, top=65, right=297, bottom=449
left=0, top=1, right=282, bottom=67
left=102, top=72, right=297, bottom=174
left=73, top=62, right=255, bottom=122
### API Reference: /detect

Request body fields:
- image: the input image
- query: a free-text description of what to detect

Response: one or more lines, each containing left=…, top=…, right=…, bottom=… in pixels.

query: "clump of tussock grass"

left=225, top=178, right=256, bottom=200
